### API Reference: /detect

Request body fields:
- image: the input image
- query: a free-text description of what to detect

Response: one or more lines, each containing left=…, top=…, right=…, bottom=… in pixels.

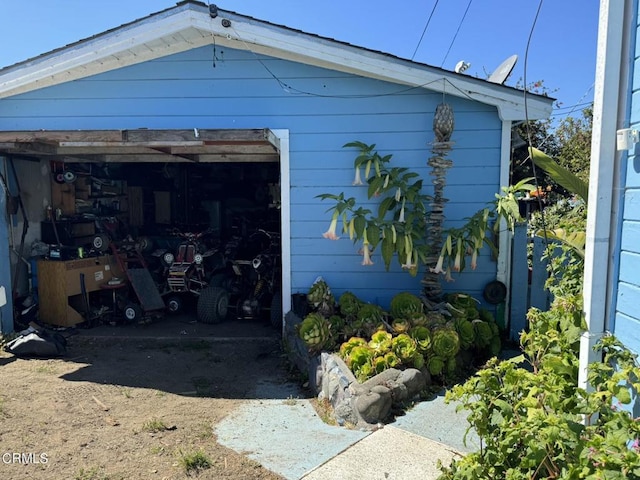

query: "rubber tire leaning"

left=197, top=286, right=229, bottom=324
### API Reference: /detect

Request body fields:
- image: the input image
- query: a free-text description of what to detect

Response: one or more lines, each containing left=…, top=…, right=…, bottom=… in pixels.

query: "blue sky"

left=0, top=1, right=599, bottom=120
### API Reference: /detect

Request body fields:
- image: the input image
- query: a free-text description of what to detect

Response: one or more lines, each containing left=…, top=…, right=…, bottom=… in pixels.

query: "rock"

left=355, top=387, right=392, bottom=424
left=397, top=369, right=428, bottom=398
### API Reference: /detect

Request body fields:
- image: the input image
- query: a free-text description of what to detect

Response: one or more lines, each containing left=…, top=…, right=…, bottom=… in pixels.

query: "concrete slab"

left=393, top=392, right=481, bottom=453
left=215, top=398, right=369, bottom=480
left=301, top=426, right=462, bottom=480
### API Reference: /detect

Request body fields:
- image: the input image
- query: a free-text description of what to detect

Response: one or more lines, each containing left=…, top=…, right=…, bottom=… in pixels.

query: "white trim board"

left=0, top=2, right=553, bottom=121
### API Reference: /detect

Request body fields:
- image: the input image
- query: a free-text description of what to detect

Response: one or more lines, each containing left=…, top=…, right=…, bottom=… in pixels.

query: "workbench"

left=37, top=255, right=122, bottom=327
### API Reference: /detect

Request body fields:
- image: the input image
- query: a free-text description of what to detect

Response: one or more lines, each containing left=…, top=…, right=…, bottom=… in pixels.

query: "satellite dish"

left=487, top=54, right=518, bottom=84
left=454, top=60, right=471, bottom=74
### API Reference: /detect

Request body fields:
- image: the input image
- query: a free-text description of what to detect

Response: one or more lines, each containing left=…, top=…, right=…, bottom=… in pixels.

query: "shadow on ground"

left=52, top=314, right=310, bottom=400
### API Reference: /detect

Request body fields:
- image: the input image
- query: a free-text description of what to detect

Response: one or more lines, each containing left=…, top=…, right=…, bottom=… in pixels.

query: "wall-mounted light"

left=616, top=128, right=639, bottom=151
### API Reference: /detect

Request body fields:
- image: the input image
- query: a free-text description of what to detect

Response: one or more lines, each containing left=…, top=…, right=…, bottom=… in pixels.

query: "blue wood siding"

left=614, top=6, right=640, bottom=354
left=0, top=46, right=502, bottom=309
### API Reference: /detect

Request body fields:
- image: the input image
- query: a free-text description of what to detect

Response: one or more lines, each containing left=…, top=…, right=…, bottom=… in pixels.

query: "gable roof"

left=0, top=0, right=553, bottom=121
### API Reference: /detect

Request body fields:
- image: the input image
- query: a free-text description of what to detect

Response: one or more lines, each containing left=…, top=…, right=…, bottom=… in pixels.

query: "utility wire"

left=411, top=0, right=440, bottom=60
left=522, top=0, right=556, bottom=280
left=440, top=0, right=474, bottom=67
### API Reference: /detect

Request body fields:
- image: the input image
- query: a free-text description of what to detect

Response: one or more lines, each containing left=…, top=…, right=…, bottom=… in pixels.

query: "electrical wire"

left=440, top=0, right=474, bottom=68
left=411, top=0, right=440, bottom=60
left=522, top=0, right=556, bottom=279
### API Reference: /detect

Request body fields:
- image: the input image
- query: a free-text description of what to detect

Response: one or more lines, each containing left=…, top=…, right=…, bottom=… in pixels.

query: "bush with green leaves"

left=439, top=295, right=640, bottom=480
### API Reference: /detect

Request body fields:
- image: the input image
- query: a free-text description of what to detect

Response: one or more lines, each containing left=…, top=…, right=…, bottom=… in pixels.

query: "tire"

left=92, top=233, right=110, bottom=253
left=166, top=295, right=182, bottom=314
left=123, top=303, right=143, bottom=323
left=197, top=286, right=229, bottom=324
left=270, top=291, right=282, bottom=329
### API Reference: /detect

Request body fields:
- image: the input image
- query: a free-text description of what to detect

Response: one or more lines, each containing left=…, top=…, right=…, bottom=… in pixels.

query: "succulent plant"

left=391, top=319, right=411, bottom=334
left=391, top=333, right=418, bottom=364
left=307, top=279, right=335, bottom=316
left=338, top=291, right=361, bottom=317
left=409, top=326, right=432, bottom=354
left=373, top=356, right=388, bottom=374
left=412, top=352, right=425, bottom=370
left=431, top=328, right=461, bottom=360
left=454, top=318, right=476, bottom=350
left=298, top=313, right=332, bottom=352
left=473, top=320, right=493, bottom=349
left=356, top=304, right=386, bottom=337
left=368, top=330, right=393, bottom=355
left=427, top=355, right=445, bottom=376
left=390, top=292, right=423, bottom=319
left=339, top=337, right=368, bottom=360
left=384, top=351, right=401, bottom=368
left=408, top=311, right=428, bottom=327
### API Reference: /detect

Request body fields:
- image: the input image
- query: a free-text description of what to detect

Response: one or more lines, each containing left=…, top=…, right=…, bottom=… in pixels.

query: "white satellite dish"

left=487, top=54, right=518, bottom=84
left=454, top=60, right=471, bottom=74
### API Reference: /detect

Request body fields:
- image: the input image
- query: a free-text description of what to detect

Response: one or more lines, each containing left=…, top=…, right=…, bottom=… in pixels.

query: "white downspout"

left=496, top=120, right=512, bottom=319
left=578, top=0, right=628, bottom=393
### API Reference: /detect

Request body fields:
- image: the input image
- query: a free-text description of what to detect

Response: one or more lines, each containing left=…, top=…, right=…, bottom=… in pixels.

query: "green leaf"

left=530, top=147, right=589, bottom=204
left=377, top=197, right=396, bottom=220
left=368, top=176, right=384, bottom=199
left=367, top=224, right=381, bottom=249
left=613, top=385, right=632, bottom=404
left=354, top=215, right=366, bottom=239
left=381, top=233, right=394, bottom=271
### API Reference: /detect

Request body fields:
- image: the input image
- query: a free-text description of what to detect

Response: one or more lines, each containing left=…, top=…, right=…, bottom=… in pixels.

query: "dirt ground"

left=0, top=316, right=307, bottom=480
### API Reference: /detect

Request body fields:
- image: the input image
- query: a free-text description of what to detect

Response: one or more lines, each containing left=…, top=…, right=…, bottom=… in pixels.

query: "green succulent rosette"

left=427, top=355, right=445, bottom=376
left=431, top=328, right=461, bottom=360
left=391, top=333, right=418, bottom=364
left=384, top=351, right=401, bottom=368
left=298, top=312, right=332, bottom=352
left=409, top=326, right=432, bottom=354
left=390, top=292, right=423, bottom=319
left=339, top=337, right=368, bottom=360
left=373, top=356, right=388, bottom=374
left=473, top=320, right=493, bottom=349
left=454, top=318, right=476, bottom=350
left=391, top=319, right=411, bottom=334
left=412, top=352, right=425, bottom=370
left=368, top=330, right=393, bottom=355
left=338, top=291, right=361, bottom=317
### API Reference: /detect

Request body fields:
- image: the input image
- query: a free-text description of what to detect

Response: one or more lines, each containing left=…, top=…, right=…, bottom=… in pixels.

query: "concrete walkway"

left=215, top=382, right=479, bottom=480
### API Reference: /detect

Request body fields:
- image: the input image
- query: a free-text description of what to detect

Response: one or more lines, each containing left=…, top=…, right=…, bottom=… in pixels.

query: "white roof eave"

left=0, top=4, right=553, bottom=121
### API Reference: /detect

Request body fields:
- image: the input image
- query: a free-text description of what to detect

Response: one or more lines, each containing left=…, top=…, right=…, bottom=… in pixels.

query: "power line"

left=440, top=0, right=474, bottom=68
left=411, top=0, right=440, bottom=60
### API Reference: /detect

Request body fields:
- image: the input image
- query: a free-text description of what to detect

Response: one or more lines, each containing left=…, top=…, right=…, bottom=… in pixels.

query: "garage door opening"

left=0, top=129, right=287, bottom=337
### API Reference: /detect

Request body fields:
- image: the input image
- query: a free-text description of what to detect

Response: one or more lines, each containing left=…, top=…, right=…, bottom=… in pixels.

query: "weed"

left=283, top=395, right=299, bottom=406
left=34, top=363, right=57, bottom=375
left=195, top=423, right=214, bottom=440
left=141, top=418, right=169, bottom=433
left=155, top=390, right=167, bottom=398
left=74, top=466, right=122, bottom=480
left=150, top=445, right=165, bottom=455
left=120, top=388, right=132, bottom=399
left=310, top=397, right=336, bottom=426
left=177, top=449, right=212, bottom=475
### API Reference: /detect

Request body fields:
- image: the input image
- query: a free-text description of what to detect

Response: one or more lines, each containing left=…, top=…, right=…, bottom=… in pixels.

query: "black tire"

left=92, top=233, right=110, bottom=253
left=197, top=286, right=229, bottom=324
left=270, top=291, right=282, bottom=329
left=166, top=295, right=182, bottom=314
left=123, top=303, right=143, bottom=323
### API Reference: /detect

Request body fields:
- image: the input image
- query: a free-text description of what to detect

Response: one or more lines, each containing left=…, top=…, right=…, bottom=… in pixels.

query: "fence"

left=508, top=223, right=553, bottom=341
